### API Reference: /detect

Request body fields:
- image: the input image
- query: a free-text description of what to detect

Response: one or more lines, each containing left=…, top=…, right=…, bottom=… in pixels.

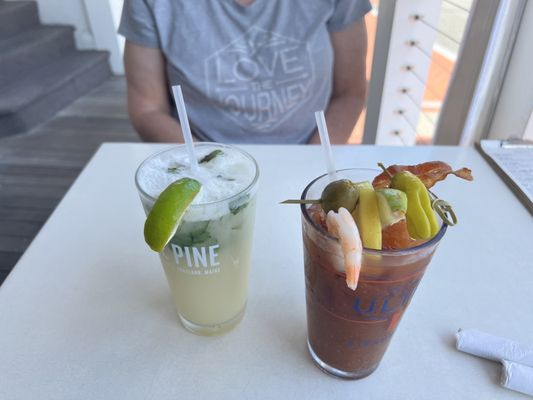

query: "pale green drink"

left=135, top=143, right=259, bottom=335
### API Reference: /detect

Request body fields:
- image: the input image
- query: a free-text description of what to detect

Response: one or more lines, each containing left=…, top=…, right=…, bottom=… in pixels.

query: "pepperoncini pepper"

left=391, top=171, right=439, bottom=240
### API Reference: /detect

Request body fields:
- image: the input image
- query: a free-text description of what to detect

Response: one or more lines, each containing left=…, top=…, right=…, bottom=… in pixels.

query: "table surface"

left=1, top=144, right=532, bottom=400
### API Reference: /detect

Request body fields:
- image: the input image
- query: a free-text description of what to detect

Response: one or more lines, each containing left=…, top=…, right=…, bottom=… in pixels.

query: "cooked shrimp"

left=326, top=207, right=363, bottom=291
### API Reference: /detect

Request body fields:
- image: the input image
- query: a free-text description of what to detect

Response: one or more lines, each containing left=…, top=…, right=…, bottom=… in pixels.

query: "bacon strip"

left=372, top=161, right=473, bottom=189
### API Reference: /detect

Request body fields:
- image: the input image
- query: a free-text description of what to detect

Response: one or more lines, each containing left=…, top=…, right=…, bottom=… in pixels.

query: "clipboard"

left=476, top=139, right=533, bottom=215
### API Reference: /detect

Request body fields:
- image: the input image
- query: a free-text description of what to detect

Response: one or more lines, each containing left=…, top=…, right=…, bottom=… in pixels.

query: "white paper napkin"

left=502, top=360, right=533, bottom=397
left=456, top=329, right=533, bottom=397
left=456, top=328, right=533, bottom=367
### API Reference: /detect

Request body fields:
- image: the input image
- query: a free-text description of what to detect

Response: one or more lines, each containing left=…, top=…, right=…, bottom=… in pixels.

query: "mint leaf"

left=171, top=221, right=216, bottom=247
left=229, top=195, right=250, bottom=215
left=199, top=150, right=223, bottom=164
left=167, top=163, right=185, bottom=173
left=217, top=175, right=235, bottom=182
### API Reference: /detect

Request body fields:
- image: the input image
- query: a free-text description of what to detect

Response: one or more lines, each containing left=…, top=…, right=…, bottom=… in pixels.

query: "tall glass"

left=301, top=169, right=446, bottom=378
left=135, top=143, right=259, bottom=336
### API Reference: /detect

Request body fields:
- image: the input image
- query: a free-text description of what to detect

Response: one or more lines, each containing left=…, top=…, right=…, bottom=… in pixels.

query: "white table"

left=1, top=144, right=532, bottom=399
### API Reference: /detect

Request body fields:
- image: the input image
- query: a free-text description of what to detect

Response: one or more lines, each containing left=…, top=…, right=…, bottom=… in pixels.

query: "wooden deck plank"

left=0, top=235, right=32, bottom=253
left=0, top=164, right=80, bottom=177
left=0, top=220, right=43, bottom=237
left=0, top=206, right=52, bottom=223
left=0, top=271, right=11, bottom=283
left=0, top=172, right=77, bottom=186
left=0, top=194, right=62, bottom=209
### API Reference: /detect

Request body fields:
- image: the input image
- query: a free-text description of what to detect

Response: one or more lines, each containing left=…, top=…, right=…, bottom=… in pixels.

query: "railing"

left=364, top=0, right=472, bottom=145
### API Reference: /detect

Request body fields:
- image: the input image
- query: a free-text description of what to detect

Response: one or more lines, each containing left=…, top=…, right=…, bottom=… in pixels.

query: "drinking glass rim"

left=301, top=168, right=447, bottom=255
left=134, top=142, right=260, bottom=207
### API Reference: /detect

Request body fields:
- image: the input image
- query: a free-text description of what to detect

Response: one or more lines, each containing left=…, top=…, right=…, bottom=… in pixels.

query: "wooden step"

left=0, top=1, right=40, bottom=39
left=0, top=51, right=112, bottom=137
left=0, top=25, right=75, bottom=87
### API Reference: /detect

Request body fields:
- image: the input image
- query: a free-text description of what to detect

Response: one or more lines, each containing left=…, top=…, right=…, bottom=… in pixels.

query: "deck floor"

left=0, top=77, right=139, bottom=284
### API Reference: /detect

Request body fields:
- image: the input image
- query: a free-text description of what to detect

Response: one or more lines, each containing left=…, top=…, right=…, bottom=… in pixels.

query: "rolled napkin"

left=456, top=329, right=533, bottom=367
left=502, top=360, right=533, bottom=397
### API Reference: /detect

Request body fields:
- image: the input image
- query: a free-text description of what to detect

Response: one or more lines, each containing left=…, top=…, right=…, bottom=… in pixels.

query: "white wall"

left=83, top=0, right=124, bottom=74
left=488, top=1, right=533, bottom=139
left=109, top=0, right=125, bottom=55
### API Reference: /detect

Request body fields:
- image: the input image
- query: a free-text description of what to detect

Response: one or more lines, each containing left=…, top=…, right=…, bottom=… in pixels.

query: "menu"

left=478, top=140, right=533, bottom=215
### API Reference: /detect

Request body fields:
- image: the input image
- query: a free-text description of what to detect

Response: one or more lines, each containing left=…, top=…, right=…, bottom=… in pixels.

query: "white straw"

left=314, top=111, right=337, bottom=181
left=171, top=85, right=198, bottom=173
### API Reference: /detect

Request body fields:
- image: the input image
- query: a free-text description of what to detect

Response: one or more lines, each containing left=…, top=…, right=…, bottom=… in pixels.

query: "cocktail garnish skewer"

left=280, top=199, right=321, bottom=205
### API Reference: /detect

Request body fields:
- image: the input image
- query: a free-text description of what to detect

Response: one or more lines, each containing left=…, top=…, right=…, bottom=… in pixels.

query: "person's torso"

left=149, top=0, right=338, bottom=143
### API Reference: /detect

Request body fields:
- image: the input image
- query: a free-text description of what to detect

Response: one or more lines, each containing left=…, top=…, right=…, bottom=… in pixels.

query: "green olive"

left=320, top=179, right=359, bottom=214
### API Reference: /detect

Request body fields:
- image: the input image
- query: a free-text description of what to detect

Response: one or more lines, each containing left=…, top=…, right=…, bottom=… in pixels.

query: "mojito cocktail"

left=136, top=143, right=259, bottom=335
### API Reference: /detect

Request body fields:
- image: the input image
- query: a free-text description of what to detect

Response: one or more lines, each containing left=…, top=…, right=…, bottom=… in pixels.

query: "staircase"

left=0, top=1, right=111, bottom=137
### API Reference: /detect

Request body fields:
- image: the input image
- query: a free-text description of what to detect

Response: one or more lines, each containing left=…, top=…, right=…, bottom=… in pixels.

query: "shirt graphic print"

left=204, top=27, right=314, bottom=133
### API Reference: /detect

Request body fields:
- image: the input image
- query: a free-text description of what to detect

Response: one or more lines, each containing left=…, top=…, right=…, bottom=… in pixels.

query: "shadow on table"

left=112, top=261, right=178, bottom=328
left=259, top=308, right=309, bottom=366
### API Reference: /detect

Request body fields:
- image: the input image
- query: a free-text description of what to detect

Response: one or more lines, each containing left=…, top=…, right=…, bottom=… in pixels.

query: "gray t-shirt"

left=119, top=0, right=371, bottom=144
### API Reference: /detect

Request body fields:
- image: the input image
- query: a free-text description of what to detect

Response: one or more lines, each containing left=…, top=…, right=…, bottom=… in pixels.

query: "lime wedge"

left=144, top=178, right=201, bottom=252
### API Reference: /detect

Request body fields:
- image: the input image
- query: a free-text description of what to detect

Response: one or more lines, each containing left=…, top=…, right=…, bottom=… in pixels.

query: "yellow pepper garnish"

left=391, top=171, right=439, bottom=240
